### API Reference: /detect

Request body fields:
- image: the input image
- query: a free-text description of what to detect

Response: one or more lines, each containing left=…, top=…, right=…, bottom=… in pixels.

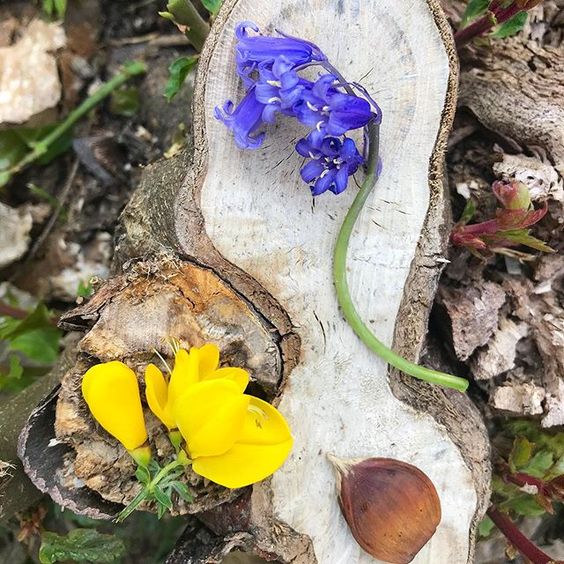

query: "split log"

left=16, top=0, right=490, bottom=562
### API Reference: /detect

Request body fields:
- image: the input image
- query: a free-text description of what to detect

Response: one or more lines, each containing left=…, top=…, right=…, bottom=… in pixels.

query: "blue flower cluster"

left=215, top=22, right=381, bottom=196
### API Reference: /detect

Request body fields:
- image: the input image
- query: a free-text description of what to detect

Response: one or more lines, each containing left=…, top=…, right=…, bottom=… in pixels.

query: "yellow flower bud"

left=82, top=361, right=148, bottom=451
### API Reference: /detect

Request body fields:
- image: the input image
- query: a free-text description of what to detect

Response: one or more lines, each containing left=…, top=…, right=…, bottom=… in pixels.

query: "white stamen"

left=308, top=152, right=317, bottom=159
left=306, top=101, right=319, bottom=112
left=316, top=120, right=325, bottom=132
left=267, top=97, right=282, bottom=104
left=267, top=80, right=282, bottom=87
left=322, top=105, right=331, bottom=112
left=320, top=168, right=330, bottom=178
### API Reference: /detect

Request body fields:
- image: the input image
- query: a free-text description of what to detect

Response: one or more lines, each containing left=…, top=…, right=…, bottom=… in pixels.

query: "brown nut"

left=330, top=456, right=441, bottom=564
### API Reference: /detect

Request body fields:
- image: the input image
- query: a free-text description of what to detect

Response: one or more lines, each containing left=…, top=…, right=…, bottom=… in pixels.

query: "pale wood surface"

left=187, top=0, right=488, bottom=562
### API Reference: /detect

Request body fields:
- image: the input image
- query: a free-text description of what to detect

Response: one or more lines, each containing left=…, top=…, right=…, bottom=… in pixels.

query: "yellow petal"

left=239, top=397, right=292, bottom=445
left=192, top=439, right=293, bottom=489
left=144, top=364, right=175, bottom=430
left=197, top=343, right=220, bottom=378
left=203, top=367, right=249, bottom=392
left=81, top=361, right=147, bottom=451
left=168, top=348, right=199, bottom=406
left=174, top=379, right=249, bottom=458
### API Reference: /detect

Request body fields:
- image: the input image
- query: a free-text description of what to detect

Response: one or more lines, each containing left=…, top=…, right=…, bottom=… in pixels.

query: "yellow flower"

left=82, top=361, right=148, bottom=453
left=174, top=378, right=293, bottom=489
left=144, top=344, right=249, bottom=430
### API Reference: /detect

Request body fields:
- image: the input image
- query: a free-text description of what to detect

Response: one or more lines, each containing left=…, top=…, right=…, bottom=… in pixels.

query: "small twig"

left=107, top=33, right=190, bottom=48
left=487, top=506, right=562, bottom=564
left=25, top=159, right=80, bottom=264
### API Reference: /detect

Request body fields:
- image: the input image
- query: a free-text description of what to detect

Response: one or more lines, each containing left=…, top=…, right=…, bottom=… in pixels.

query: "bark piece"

left=0, top=202, right=32, bottom=269
left=0, top=19, right=65, bottom=125
left=18, top=0, right=491, bottom=561
left=490, top=383, right=546, bottom=416
left=471, top=318, right=529, bottom=380
left=459, top=39, right=564, bottom=177
left=438, top=281, right=507, bottom=361
left=502, top=255, right=564, bottom=426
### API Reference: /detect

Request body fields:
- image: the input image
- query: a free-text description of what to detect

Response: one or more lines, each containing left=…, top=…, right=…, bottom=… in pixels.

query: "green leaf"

left=500, top=493, right=546, bottom=517
left=201, top=0, right=223, bottom=15
left=164, top=56, right=198, bottom=102
left=509, top=436, right=534, bottom=472
left=39, top=528, right=125, bottom=564
left=461, top=0, right=490, bottom=27
left=0, top=303, right=61, bottom=365
left=170, top=480, right=193, bottom=502
left=109, top=87, right=140, bottom=117
left=135, top=465, right=151, bottom=486
left=491, top=11, right=528, bottom=38
left=458, top=198, right=477, bottom=226
left=500, top=229, right=554, bottom=253
left=524, top=450, right=554, bottom=478
left=77, top=280, right=94, bottom=298
left=478, top=516, right=495, bottom=538
left=42, top=0, right=67, bottom=19
left=0, top=130, right=28, bottom=173
left=153, top=485, right=173, bottom=511
left=9, top=326, right=61, bottom=364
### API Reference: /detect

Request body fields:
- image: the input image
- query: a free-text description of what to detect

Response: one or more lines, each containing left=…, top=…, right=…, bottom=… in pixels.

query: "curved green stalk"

left=333, top=122, right=469, bottom=392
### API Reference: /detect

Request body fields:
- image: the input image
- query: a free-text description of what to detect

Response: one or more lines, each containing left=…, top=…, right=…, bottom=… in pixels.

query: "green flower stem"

left=333, top=121, right=469, bottom=393
left=9, top=61, right=146, bottom=176
left=116, top=456, right=191, bottom=522
left=163, top=0, right=210, bottom=52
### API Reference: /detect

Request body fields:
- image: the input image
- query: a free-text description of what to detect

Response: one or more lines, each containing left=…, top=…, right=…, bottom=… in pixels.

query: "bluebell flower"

left=214, top=86, right=266, bottom=149
left=296, top=135, right=364, bottom=195
left=254, top=57, right=305, bottom=123
left=235, top=21, right=327, bottom=86
left=295, top=74, right=373, bottom=147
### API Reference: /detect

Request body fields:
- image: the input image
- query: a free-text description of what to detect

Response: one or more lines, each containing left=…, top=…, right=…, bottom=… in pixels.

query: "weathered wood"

left=17, top=0, right=491, bottom=561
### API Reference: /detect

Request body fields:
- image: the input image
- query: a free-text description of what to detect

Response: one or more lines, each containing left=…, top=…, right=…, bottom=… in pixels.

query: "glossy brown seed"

left=331, top=456, right=441, bottom=564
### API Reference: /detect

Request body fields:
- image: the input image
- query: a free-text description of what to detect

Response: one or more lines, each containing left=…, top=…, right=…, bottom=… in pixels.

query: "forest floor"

left=0, top=0, right=562, bottom=563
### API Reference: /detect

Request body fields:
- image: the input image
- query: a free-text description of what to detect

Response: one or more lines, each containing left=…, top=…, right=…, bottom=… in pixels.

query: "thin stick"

left=24, top=159, right=80, bottom=263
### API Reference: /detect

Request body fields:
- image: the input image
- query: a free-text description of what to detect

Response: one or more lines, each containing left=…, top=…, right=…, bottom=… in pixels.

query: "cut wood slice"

left=17, top=0, right=491, bottom=562
left=176, top=0, right=490, bottom=562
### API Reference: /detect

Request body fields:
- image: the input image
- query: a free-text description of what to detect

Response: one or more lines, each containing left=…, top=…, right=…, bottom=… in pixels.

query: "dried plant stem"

left=333, top=121, right=469, bottom=392
left=486, top=506, right=560, bottom=564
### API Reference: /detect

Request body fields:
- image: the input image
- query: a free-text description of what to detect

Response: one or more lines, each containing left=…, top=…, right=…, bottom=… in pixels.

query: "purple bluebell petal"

left=312, top=169, right=336, bottom=195
left=340, top=138, right=358, bottom=159
left=272, top=56, right=295, bottom=77
left=295, top=137, right=315, bottom=157
left=300, top=159, right=325, bottom=183
left=332, top=166, right=350, bottom=194
left=326, top=94, right=372, bottom=135
left=255, top=83, right=280, bottom=104
left=236, top=23, right=327, bottom=83
left=320, top=137, right=341, bottom=158
left=215, top=87, right=266, bottom=149
left=312, top=74, right=336, bottom=99
left=262, top=103, right=280, bottom=123
left=235, top=21, right=259, bottom=40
